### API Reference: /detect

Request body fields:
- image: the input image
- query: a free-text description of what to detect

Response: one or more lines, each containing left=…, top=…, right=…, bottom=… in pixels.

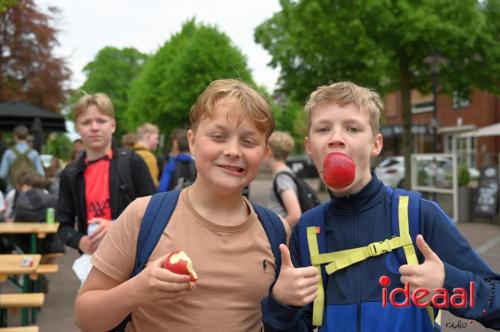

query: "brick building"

left=381, top=90, right=500, bottom=169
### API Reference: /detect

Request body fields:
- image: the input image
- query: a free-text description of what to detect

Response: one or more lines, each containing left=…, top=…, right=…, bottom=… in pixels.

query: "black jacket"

left=56, top=147, right=156, bottom=250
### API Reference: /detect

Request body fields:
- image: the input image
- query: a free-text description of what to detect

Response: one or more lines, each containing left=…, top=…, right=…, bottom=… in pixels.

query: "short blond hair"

left=74, top=93, right=115, bottom=120
left=137, top=123, right=159, bottom=140
left=269, top=131, right=295, bottom=161
left=189, top=79, right=274, bottom=139
left=305, top=82, right=383, bottom=135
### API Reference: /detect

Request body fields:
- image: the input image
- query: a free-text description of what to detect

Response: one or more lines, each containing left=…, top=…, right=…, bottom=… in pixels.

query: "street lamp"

left=424, top=54, right=447, bottom=152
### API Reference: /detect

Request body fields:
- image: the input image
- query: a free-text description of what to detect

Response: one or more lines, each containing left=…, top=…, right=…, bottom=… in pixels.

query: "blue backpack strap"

left=252, top=204, right=286, bottom=279
left=115, top=189, right=181, bottom=332
left=297, top=202, right=330, bottom=282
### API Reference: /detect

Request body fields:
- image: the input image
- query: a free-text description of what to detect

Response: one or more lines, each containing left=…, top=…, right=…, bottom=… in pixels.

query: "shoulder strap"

left=132, top=190, right=181, bottom=276
left=116, top=149, right=135, bottom=202
left=252, top=203, right=286, bottom=280
left=390, top=187, right=421, bottom=264
left=115, top=190, right=181, bottom=332
left=297, top=203, right=329, bottom=327
left=272, top=171, right=295, bottom=209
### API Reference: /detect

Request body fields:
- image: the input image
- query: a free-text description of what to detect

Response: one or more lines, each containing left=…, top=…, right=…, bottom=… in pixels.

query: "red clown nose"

left=323, top=152, right=356, bottom=188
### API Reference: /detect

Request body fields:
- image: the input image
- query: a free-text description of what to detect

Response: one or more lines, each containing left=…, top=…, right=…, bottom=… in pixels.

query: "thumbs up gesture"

left=399, top=235, right=445, bottom=291
left=271, top=244, right=320, bottom=306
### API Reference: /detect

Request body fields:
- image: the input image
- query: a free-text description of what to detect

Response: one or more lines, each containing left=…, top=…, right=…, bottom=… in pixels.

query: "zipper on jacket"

left=355, top=211, right=361, bottom=332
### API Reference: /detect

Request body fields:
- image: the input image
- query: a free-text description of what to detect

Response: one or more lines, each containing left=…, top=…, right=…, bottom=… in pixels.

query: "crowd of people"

left=0, top=79, right=499, bottom=331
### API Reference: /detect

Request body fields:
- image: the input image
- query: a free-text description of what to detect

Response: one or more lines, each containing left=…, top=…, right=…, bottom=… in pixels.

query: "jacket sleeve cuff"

left=443, top=262, right=471, bottom=291
left=68, top=232, right=83, bottom=251
left=262, top=294, right=302, bottom=329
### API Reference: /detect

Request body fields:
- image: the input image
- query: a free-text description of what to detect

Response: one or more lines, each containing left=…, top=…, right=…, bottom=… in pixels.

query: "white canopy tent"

left=459, top=122, right=500, bottom=138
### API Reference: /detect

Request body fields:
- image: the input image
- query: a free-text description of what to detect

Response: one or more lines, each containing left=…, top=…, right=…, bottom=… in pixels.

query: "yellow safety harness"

left=306, top=195, right=438, bottom=327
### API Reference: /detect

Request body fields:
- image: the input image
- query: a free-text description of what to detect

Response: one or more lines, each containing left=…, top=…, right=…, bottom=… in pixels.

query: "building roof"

left=0, top=101, right=66, bottom=132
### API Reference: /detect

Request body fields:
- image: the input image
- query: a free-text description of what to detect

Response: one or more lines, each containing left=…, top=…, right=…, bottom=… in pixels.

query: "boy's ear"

left=264, top=145, right=272, bottom=159
left=187, top=129, right=195, bottom=156
left=304, top=136, right=312, bottom=157
left=111, top=118, right=116, bottom=134
left=370, top=133, right=383, bottom=157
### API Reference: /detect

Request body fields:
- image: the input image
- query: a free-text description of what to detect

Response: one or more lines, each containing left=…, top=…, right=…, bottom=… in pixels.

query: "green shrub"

left=458, top=165, right=470, bottom=187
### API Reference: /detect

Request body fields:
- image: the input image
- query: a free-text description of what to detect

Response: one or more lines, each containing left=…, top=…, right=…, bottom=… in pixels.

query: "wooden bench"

left=0, top=294, right=44, bottom=309
left=29, top=264, right=59, bottom=281
left=0, top=326, right=39, bottom=332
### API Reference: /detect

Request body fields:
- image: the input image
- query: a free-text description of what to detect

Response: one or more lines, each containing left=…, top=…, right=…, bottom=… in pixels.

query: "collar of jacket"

left=327, top=171, right=386, bottom=215
left=74, top=147, right=116, bottom=172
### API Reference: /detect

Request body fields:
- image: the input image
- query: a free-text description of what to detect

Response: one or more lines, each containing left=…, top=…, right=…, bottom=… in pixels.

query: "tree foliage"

left=0, top=0, right=17, bottom=13
left=0, top=0, right=71, bottom=112
left=125, top=19, right=255, bottom=134
left=71, top=47, right=148, bottom=135
left=256, top=0, right=500, bottom=187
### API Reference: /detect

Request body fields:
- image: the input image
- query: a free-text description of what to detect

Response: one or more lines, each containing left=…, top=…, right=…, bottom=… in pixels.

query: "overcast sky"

left=37, top=0, right=282, bottom=92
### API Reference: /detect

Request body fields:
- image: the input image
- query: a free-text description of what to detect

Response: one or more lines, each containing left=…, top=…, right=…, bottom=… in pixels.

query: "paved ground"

left=3, top=175, right=500, bottom=331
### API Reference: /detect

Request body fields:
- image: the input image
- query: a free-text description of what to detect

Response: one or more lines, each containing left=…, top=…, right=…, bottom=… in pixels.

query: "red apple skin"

left=163, top=250, right=198, bottom=282
left=323, top=152, right=356, bottom=188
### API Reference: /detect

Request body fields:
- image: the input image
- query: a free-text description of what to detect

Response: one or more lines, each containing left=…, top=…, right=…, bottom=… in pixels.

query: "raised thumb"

left=416, top=234, right=438, bottom=261
left=279, top=244, right=294, bottom=269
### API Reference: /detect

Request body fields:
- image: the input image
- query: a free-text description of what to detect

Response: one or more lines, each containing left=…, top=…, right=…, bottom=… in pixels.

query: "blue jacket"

left=157, top=153, right=194, bottom=192
left=262, top=175, right=500, bottom=331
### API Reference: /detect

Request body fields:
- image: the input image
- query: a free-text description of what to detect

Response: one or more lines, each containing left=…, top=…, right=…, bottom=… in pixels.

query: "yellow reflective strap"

left=324, top=236, right=412, bottom=274
left=398, top=195, right=436, bottom=326
left=307, top=226, right=324, bottom=327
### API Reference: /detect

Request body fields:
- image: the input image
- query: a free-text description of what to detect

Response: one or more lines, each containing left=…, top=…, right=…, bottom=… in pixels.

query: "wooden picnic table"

left=0, top=223, right=59, bottom=254
left=0, top=255, right=41, bottom=283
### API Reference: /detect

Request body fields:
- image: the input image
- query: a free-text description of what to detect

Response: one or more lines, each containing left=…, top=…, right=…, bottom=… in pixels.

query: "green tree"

left=256, top=0, right=500, bottom=188
left=0, top=0, right=17, bottom=13
left=126, top=19, right=254, bottom=134
left=70, top=47, right=148, bottom=136
left=44, top=133, right=73, bottom=161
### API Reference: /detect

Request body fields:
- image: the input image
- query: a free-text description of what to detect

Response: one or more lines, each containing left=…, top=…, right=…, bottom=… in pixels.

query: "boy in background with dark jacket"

left=57, top=93, right=155, bottom=254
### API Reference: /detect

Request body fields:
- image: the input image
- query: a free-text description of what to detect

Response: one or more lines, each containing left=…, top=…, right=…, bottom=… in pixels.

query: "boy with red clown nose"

left=263, top=82, right=500, bottom=331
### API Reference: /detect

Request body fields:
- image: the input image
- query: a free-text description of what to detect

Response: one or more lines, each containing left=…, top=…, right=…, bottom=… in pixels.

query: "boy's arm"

left=75, top=258, right=192, bottom=331
left=56, top=169, right=82, bottom=250
left=76, top=198, right=192, bottom=331
left=420, top=200, right=500, bottom=329
left=262, top=227, right=315, bottom=332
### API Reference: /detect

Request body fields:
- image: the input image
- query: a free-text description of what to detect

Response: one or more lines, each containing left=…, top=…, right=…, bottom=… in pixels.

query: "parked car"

left=375, top=156, right=479, bottom=188
left=374, top=156, right=405, bottom=188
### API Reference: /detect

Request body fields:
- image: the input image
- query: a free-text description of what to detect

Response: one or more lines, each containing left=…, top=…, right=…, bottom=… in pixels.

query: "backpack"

left=273, top=171, right=321, bottom=213
left=9, top=147, right=37, bottom=185
left=115, top=149, right=136, bottom=203
left=114, top=189, right=286, bottom=331
left=297, top=187, right=439, bottom=329
left=168, top=159, right=197, bottom=191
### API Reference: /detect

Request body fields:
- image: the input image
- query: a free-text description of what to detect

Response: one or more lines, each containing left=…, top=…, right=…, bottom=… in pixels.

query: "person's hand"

left=271, top=244, right=319, bottom=306
left=88, top=218, right=113, bottom=248
left=399, top=234, right=445, bottom=293
left=79, top=235, right=96, bottom=254
left=131, top=254, right=195, bottom=307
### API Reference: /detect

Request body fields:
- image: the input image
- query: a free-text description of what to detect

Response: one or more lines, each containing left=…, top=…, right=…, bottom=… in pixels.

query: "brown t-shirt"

left=92, top=189, right=289, bottom=332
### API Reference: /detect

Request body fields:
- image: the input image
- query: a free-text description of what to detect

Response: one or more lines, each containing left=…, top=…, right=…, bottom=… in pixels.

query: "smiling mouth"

left=218, top=165, right=246, bottom=174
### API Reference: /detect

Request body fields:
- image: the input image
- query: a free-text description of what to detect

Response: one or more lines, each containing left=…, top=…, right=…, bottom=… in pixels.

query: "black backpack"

left=168, top=159, right=197, bottom=190
left=273, top=171, right=321, bottom=213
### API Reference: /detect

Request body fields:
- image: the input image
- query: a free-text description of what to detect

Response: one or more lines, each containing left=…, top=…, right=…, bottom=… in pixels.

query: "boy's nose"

left=327, top=131, right=346, bottom=148
left=224, top=140, right=242, bottom=158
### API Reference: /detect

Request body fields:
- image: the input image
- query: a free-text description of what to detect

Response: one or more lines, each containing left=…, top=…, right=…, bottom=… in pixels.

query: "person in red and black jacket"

left=57, top=93, right=155, bottom=254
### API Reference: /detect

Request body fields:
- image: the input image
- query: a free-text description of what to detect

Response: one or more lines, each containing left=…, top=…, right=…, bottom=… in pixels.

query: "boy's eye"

left=347, top=126, right=361, bottom=133
left=314, top=126, right=330, bottom=134
left=241, top=138, right=258, bottom=147
left=210, top=133, right=226, bottom=141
